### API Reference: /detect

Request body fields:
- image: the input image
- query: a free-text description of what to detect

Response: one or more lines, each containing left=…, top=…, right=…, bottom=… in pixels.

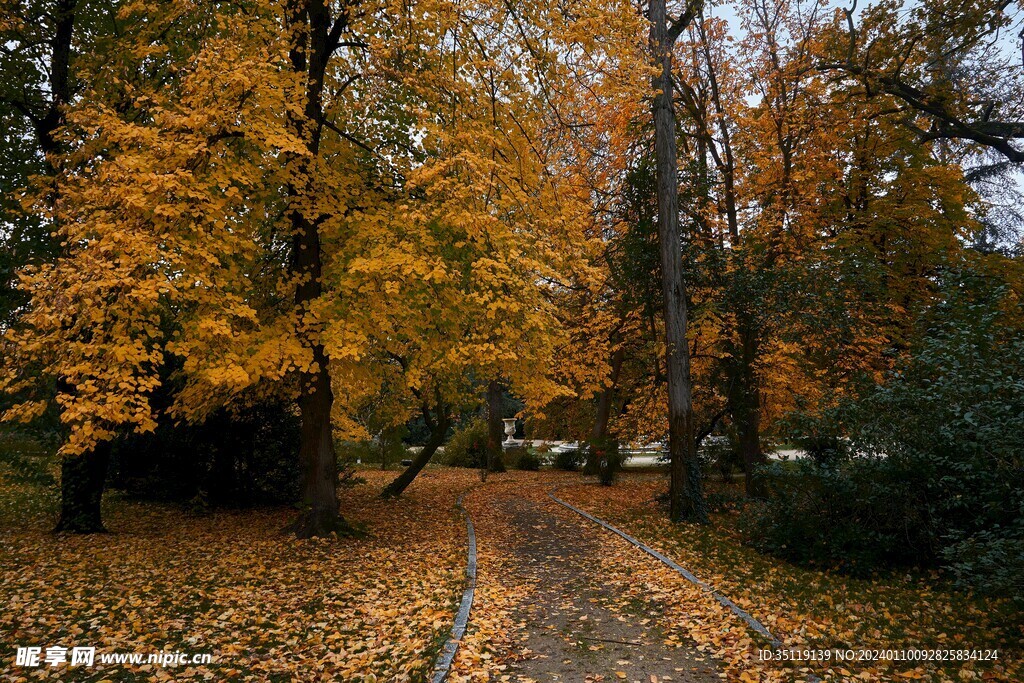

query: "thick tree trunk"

left=287, top=344, right=350, bottom=537
left=283, top=0, right=353, bottom=537
left=486, top=380, right=506, bottom=474
left=381, top=403, right=449, bottom=498
left=39, top=0, right=101, bottom=535
left=54, top=442, right=110, bottom=533
left=649, top=0, right=708, bottom=524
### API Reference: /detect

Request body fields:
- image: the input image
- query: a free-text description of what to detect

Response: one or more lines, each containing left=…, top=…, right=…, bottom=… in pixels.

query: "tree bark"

left=287, top=343, right=348, bottom=537
left=283, top=0, right=353, bottom=537
left=729, top=319, right=765, bottom=497
left=585, top=346, right=624, bottom=475
left=486, top=380, right=506, bottom=474
left=381, top=402, right=449, bottom=498
left=649, top=0, right=708, bottom=523
left=54, top=441, right=110, bottom=533
left=29, top=0, right=100, bottom=534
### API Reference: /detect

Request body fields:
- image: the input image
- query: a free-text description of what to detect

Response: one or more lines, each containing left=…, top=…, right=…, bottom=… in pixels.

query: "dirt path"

left=477, top=485, right=720, bottom=683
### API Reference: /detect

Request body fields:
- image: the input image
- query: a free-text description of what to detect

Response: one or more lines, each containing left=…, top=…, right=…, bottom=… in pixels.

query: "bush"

left=703, top=488, right=745, bottom=513
left=0, top=430, right=56, bottom=487
left=743, top=458, right=938, bottom=574
left=698, top=435, right=741, bottom=480
left=553, top=447, right=584, bottom=471
left=441, top=419, right=488, bottom=468
left=337, top=425, right=409, bottom=469
left=750, top=273, right=1024, bottom=595
left=778, top=408, right=849, bottom=466
left=943, top=520, right=1024, bottom=601
left=507, top=447, right=541, bottom=471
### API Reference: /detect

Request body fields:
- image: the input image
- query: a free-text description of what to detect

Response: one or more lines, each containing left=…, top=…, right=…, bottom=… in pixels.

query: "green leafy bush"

left=698, top=435, right=742, bottom=480
left=744, top=458, right=937, bottom=574
left=943, top=520, right=1024, bottom=600
left=553, top=447, right=584, bottom=471
left=748, top=273, right=1024, bottom=596
left=337, top=425, right=409, bottom=468
left=440, top=419, right=488, bottom=468
left=507, top=447, right=541, bottom=471
left=0, top=430, right=56, bottom=487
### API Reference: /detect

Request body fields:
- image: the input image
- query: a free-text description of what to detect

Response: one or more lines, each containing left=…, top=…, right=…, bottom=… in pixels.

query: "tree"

left=379, top=389, right=450, bottom=498
left=327, top=0, right=627, bottom=494
left=820, top=0, right=1024, bottom=164
left=1, top=0, right=309, bottom=532
left=277, top=0, right=359, bottom=538
left=649, top=0, right=709, bottom=522
left=0, top=0, right=118, bottom=532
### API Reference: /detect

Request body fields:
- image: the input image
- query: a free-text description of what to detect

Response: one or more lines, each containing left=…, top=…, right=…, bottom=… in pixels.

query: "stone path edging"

left=431, top=495, right=478, bottom=683
left=548, top=490, right=779, bottom=643
left=548, top=490, right=823, bottom=682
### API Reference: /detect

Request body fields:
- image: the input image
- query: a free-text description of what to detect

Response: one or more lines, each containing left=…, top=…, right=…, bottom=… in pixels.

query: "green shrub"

left=441, top=419, right=488, bottom=468
left=703, top=488, right=745, bottom=513
left=943, top=520, right=1024, bottom=602
left=0, top=430, right=56, bottom=487
left=777, top=408, right=849, bottom=466
left=743, top=459, right=937, bottom=574
left=750, top=273, right=1024, bottom=596
left=337, top=425, right=409, bottom=468
left=553, top=447, right=584, bottom=471
left=507, top=447, right=541, bottom=470
left=698, top=435, right=741, bottom=480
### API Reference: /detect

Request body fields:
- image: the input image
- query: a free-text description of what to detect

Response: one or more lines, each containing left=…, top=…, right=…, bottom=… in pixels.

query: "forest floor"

left=548, top=476, right=1024, bottom=683
left=1, top=441, right=1020, bottom=683
left=0, top=459, right=476, bottom=681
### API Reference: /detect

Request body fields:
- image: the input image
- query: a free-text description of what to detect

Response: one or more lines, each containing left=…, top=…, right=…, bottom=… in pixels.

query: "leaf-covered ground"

left=450, top=474, right=723, bottom=682
left=0, top=464, right=478, bottom=682
left=555, top=474, right=1024, bottom=683
left=3, top=460, right=1020, bottom=682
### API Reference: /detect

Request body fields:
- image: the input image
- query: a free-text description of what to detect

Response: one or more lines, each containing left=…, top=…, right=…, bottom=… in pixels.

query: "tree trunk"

left=585, top=346, right=624, bottom=475
left=381, top=403, right=449, bottom=498
left=730, top=320, right=765, bottom=497
left=649, top=0, right=708, bottom=524
left=40, top=0, right=95, bottom=532
left=287, top=344, right=350, bottom=537
left=283, top=0, right=353, bottom=537
left=486, top=380, right=506, bottom=474
left=54, top=442, right=110, bottom=533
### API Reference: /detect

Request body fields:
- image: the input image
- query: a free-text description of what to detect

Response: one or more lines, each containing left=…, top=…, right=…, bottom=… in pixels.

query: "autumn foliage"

left=0, top=0, right=1022, bottom=679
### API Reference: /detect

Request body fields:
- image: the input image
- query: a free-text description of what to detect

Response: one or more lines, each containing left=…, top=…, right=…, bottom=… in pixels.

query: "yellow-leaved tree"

left=0, top=0, right=313, bottom=532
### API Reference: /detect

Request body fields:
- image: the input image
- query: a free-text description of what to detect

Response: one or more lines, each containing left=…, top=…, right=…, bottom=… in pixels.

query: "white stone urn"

left=502, top=418, right=517, bottom=445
